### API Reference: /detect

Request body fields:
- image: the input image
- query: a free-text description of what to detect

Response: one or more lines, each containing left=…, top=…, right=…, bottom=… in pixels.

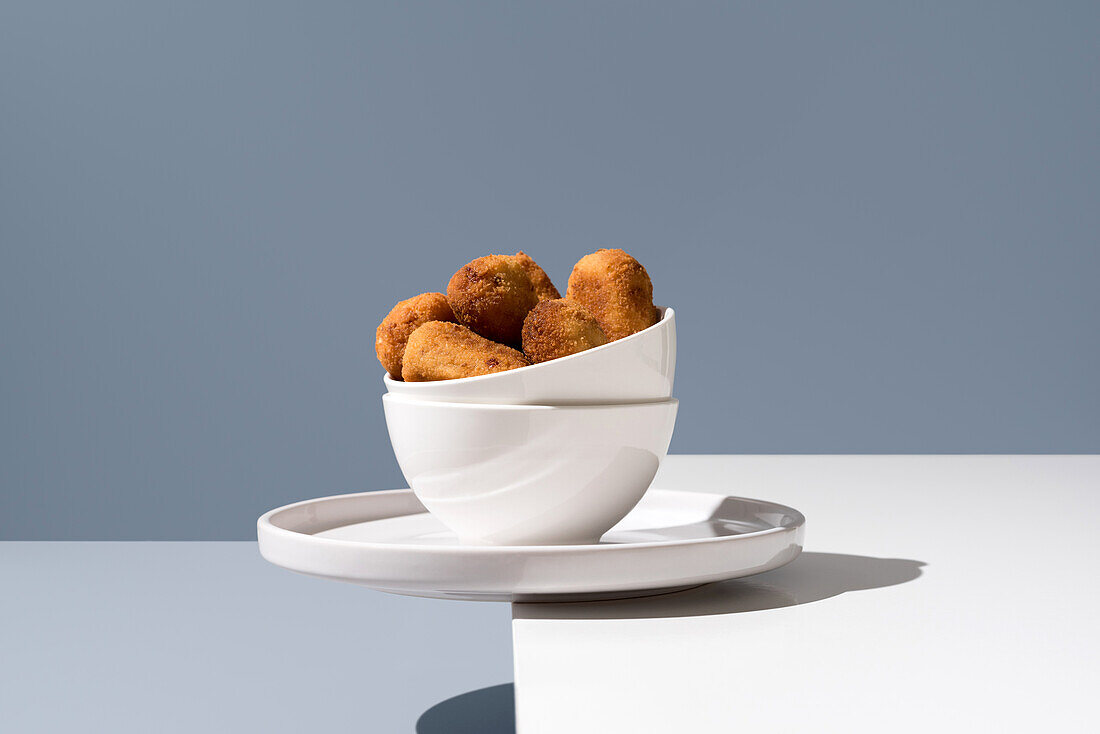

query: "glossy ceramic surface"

left=257, top=488, right=805, bottom=601
left=383, top=306, right=675, bottom=405
left=382, top=395, right=678, bottom=544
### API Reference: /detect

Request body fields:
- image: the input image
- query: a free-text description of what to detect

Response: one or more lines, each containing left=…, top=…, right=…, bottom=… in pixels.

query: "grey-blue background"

left=2, top=1, right=1097, bottom=540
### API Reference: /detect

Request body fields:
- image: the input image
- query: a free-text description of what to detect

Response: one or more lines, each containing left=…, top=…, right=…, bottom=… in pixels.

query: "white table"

left=3, top=456, right=1097, bottom=733
left=513, top=455, right=1100, bottom=733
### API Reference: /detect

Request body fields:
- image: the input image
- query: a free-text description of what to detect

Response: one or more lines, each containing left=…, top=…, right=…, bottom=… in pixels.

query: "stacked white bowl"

left=382, top=307, right=678, bottom=545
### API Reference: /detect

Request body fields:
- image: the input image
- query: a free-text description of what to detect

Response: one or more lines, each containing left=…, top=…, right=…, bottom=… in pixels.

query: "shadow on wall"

left=416, top=683, right=515, bottom=734
left=513, top=552, right=927, bottom=620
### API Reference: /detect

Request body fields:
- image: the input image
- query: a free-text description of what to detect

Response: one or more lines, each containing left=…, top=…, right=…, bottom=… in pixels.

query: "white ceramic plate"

left=257, top=488, right=805, bottom=602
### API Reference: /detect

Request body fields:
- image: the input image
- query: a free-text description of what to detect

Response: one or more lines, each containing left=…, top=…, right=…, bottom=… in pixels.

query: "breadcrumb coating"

left=447, top=255, right=538, bottom=345
left=513, top=251, right=561, bottom=301
left=401, top=321, right=529, bottom=381
left=565, top=248, right=658, bottom=340
left=375, top=292, right=455, bottom=379
left=521, top=299, right=608, bottom=363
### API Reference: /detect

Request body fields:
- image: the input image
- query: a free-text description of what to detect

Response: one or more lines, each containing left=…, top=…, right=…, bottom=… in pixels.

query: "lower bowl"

left=382, top=394, right=679, bottom=545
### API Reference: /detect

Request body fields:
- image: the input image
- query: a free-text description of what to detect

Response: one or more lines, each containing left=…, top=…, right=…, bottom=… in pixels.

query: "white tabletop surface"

left=513, top=455, right=1100, bottom=733
left=3, top=456, right=1098, bottom=733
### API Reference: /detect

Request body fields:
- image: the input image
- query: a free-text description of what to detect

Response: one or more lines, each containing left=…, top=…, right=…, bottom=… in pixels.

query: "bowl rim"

left=383, top=305, right=674, bottom=389
left=382, top=394, right=678, bottom=412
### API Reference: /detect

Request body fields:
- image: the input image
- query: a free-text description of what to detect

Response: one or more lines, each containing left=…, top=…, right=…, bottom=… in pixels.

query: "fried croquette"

left=401, top=321, right=529, bottom=381
left=513, top=251, right=561, bottom=301
left=566, top=248, right=658, bottom=340
left=521, top=299, right=609, bottom=363
left=447, top=255, right=538, bottom=345
left=375, top=292, right=455, bottom=379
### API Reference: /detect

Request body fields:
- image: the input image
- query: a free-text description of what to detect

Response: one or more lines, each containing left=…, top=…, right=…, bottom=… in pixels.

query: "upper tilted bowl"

left=383, top=306, right=676, bottom=405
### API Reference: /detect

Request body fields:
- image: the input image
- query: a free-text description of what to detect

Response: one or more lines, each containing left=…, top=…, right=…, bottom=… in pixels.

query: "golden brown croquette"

left=401, top=321, right=529, bottom=381
left=565, top=248, right=658, bottom=340
left=446, top=255, right=539, bottom=345
left=521, top=299, right=608, bottom=363
left=375, top=292, right=455, bottom=379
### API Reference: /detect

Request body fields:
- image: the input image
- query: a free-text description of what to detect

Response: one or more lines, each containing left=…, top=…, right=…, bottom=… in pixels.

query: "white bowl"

left=384, top=306, right=675, bottom=405
left=382, top=394, right=679, bottom=545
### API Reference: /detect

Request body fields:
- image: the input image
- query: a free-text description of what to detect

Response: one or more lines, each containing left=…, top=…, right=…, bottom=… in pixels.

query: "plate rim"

left=257, top=487, right=806, bottom=555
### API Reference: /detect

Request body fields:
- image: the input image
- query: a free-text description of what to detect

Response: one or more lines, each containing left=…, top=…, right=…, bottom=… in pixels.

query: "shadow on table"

left=416, top=683, right=515, bottom=734
left=513, top=552, right=926, bottom=620
left=415, top=554, right=924, bottom=729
